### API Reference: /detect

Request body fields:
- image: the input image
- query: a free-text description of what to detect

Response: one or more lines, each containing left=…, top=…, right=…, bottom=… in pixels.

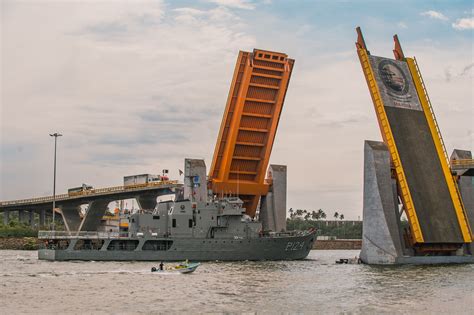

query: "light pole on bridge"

left=50, top=132, right=62, bottom=230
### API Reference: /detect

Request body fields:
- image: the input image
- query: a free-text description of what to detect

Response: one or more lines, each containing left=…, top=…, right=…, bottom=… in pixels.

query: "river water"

left=1, top=250, right=473, bottom=314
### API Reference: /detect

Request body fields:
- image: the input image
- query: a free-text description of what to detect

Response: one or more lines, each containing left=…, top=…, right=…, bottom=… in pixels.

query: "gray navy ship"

left=38, top=159, right=316, bottom=261
left=38, top=197, right=315, bottom=261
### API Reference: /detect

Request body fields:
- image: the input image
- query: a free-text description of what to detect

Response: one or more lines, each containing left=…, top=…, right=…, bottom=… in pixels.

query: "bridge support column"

left=451, top=149, right=474, bottom=254
left=58, top=205, right=82, bottom=232
left=3, top=210, right=10, bottom=225
left=39, top=209, right=46, bottom=227
left=28, top=211, right=34, bottom=228
left=136, top=194, right=158, bottom=210
left=459, top=175, right=474, bottom=255
left=260, top=165, right=287, bottom=232
left=78, top=200, right=110, bottom=232
left=18, top=210, right=26, bottom=224
left=460, top=175, right=474, bottom=255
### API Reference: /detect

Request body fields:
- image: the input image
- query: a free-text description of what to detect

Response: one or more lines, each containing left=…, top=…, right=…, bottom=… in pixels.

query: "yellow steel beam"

left=407, top=58, right=472, bottom=242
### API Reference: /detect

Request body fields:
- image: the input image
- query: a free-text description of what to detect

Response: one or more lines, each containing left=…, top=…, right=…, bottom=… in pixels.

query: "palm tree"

left=339, top=214, right=345, bottom=238
left=311, top=210, right=319, bottom=221
left=319, top=210, right=327, bottom=220
left=334, top=211, right=339, bottom=220
left=289, top=208, right=294, bottom=219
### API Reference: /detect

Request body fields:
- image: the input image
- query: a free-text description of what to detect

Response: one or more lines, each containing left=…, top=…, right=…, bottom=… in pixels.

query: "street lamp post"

left=50, top=133, right=62, bottom=230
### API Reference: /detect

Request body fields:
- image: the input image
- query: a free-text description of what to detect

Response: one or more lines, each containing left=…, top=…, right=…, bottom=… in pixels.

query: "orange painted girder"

left=209, top=49, right=294, bottom=216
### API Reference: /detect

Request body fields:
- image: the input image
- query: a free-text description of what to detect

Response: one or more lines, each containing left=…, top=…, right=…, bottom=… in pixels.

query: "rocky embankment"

left=0, top=237, right=42, bottom=250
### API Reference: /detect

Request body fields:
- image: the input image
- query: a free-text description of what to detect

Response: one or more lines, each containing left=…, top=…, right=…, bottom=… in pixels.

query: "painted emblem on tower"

left=369, top=55, right=422, bottom=111
left=378, top=60, right=408, bottom=96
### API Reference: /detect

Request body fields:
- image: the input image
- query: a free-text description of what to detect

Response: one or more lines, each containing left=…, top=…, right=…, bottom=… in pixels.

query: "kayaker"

left=159, top=262, right=164, bottom=271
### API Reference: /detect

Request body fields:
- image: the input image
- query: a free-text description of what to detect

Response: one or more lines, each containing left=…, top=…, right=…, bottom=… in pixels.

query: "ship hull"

left=38, top=233, right=315, bottom=261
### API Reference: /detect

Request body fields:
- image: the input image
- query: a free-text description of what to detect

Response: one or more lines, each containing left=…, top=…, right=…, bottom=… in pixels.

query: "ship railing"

left=265, top=229, right=316, bottom=238
left=38, top=230, right=130, bottom=239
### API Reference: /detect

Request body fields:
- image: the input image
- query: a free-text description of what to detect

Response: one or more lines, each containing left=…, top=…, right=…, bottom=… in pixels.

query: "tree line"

left=286, top=208, right=362, bottom=239
left=288, top=208, right=346, bottom=221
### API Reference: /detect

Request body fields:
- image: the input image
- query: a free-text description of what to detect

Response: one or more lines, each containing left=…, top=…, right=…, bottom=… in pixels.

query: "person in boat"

left=159, top=262, right=164, bottom=271
left=177, top=259, right=189, bottom=269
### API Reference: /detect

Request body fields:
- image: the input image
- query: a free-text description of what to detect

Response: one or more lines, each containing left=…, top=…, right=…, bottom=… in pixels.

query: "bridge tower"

left=355, top=27, right=473, bottom=264
left=209, top=49, right=294, bottom=217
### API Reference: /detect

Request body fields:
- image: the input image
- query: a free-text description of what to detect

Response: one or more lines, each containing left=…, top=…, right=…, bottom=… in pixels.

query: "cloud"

left=460, top=63, right=474, bottom=76
left=2, top=1, right=473, bottom=220
left=397, top=21, right=408, bottom=29
left=206, top=0, right=255, bottom=10
left=173, top=8, right=207, bottom=16
left=443, top=63, right=473, bottom=82
left=420, top=10, right=448, bottom=21
left=1, top=0, right=256, bottom=200
left=452, top=17, right=474, bottom=30
left=444, top=68, right=452, bottom=82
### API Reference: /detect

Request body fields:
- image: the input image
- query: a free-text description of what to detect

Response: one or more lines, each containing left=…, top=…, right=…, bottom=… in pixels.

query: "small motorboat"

left=151, top=262, right=200, bottom=274
left=335, top=257, right=360, bottom=264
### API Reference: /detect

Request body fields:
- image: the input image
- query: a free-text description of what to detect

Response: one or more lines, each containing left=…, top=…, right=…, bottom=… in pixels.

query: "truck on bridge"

left=123, top=172, right=169, bottom=189
left=68, top=184, right=94, bottom=196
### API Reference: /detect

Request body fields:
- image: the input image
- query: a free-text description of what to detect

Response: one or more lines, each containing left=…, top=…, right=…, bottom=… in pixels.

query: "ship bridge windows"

left=107, top=240, right=139, bottom=251
left=142, top=240, right=173, bottom=251
left=74, top=239, right=103, bottom=250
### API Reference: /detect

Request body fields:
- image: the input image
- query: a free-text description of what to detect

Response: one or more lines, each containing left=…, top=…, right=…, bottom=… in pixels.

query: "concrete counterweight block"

left=360, top=141, right=404, bottom=264
left=360, top=141, right=474, bottom=264
left=260, top=165, right=287, bottom=233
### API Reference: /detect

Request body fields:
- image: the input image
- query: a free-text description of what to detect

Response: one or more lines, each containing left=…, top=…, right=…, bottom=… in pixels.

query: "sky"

left=1, top=0, right=473, bottom=219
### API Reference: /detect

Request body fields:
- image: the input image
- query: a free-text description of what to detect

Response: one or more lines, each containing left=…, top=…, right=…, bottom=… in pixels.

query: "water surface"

left=1, top=250, right=473, bottom=314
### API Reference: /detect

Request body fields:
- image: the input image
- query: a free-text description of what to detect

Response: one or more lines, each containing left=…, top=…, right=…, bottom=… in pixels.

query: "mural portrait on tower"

left=369, top=56, right=422, bottom=111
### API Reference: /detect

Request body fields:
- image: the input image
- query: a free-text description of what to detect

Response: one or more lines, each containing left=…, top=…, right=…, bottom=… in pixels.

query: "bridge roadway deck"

left=0, top=181, right=182, bottom=212
left=386, top=106, right=463, bottom=243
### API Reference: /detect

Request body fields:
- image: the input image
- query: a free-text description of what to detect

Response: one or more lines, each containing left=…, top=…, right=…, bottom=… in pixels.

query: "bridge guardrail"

left=451, top=159, right=474, bottom=168
left=0, top=180, right=180, bottom=207
left=38, top=231, right=130, bottom=239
